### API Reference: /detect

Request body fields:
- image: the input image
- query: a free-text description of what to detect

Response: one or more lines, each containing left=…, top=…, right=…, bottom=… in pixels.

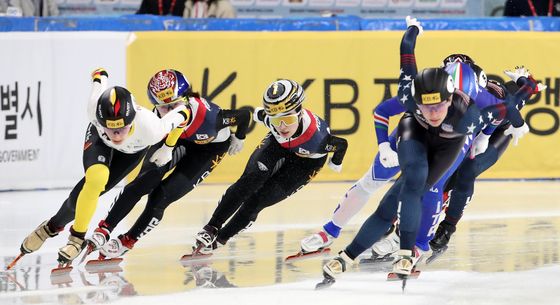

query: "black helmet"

left=471, top=64, right=487, bottom=88
left=263, top=79, right=305, bottom=116
left=412, top=68, right=455, bottom=105
left=96, top=86, right=136, bottom=129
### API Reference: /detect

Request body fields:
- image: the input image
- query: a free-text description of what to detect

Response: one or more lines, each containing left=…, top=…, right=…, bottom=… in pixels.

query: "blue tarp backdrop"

left=0, top=15, right=559, bottom=32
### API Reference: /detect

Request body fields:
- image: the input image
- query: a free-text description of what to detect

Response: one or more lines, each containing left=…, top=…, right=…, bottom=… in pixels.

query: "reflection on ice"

left=1, top=182, right=559, bottom=305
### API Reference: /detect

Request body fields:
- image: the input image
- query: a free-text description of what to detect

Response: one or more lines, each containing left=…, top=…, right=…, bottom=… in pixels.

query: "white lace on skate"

left=371, top=229, right=400, bottom=258
left=100, top=238, right=130, bottom=259
left=301, top=230, right=333, bottom=253
left=195, top=228, right=217, bottom=248
left=322, top=251, right=353, bottom=278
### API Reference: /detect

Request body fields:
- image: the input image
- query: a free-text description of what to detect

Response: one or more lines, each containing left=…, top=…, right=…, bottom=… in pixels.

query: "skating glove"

left=378, top=142, right=399, bottom=168
left=91, top=68, right=108, bottom=80
left=228, top=135, right=245, bottom=156
left=328, top=157, right=342, bottom=173
left=528, top=75, right=547, bottom=94
left=534, top=82, right=547, bottom=93
left=405, top=16, right=423, bottom=35
left=149, top=144, right=174, bottom=167
left=470, top=132, right=491, bottom=158
left=503, top=66, right=529, bottom=83
left=504, top=66, right=547, bottom=94
left=503, top=122, right=529, bottom=146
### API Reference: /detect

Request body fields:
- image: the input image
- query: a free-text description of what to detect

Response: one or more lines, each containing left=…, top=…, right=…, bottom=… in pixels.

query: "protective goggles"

left=269, top=113, right=300, bottom=127
left=103, top=124, right=132, bottom=137
left=156, top=96, right=187, bottom=110
left=163, top=96, right=187, bottom=105
left=417, top=99, right=451, bottom=112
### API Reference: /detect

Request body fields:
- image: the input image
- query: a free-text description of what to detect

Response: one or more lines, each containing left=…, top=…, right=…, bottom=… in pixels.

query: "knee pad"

left=84, top=164, right=110, bottom=193
left=73, top=164, right=109, bottom=232
left=401, top=164, right=428, bottom=194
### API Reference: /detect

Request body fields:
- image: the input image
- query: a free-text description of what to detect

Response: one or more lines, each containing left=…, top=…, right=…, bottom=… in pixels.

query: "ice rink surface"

left=1, top=181, right=559, bottom=305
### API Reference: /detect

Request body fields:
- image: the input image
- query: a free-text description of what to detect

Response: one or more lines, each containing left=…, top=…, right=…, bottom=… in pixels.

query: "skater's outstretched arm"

left=398, top=16, right=422, bottom=113
left=323, top=135, right=348, bottom=172
left=219, top=109, right=251, bottom=140
left=218, top=108, right=251, bottom=155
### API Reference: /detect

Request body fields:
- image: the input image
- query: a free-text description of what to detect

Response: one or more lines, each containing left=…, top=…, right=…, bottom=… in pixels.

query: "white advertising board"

left=0, top=32, right=128, bottom=190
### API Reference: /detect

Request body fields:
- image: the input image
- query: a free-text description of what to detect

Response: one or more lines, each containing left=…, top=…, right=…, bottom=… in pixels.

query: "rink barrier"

left=126, top=31, right=560, bottom=181
left=1, top=15, right=560, bottom=32
left=2, top=28, right=560, bottom=190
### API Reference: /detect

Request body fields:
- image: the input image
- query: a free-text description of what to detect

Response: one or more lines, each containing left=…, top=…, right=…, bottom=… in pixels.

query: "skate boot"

left=198, top=239, right=224, bottom=255
left=89, top=221, right=112, bottom=251
left=57, top=229, right=87, bottom=265
left=323, top=250, right=353, bottom=279
left=300, top=230, right=334, bottom=253
left=195, top=225, right=218, bottom=251
left=370, top=225, right=400, bottom=261
left=21, top=220, right=60, bottom=254
left=430, top=220, right=456, bottom=252
left=426, top=220, right=456, bottom=264
left=100, top=234, right=136, bottom=259
left=181, top=235, right=223, bottom=262
left=316, top=250, right=353, bottom=289
left=391, top=248, right=423, bottom=278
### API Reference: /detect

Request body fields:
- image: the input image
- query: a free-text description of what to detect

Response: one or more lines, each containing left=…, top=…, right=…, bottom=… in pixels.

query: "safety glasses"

left=417, top=99, right=451, bottom=113
left=156, top=96, right=187, bottom=114
left=103, top=124, right=132, bottom=138
left=161, top=96, right=187, bottom=106
left=269, top=113, right=300, bottom=127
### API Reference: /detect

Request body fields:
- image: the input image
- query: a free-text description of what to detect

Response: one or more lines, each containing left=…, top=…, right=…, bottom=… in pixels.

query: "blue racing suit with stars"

left=341, top=25, right=536, bottom=259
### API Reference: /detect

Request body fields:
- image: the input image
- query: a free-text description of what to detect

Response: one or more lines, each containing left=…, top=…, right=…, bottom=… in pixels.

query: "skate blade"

left=426, top=246, right=448, bottom=265
left=285, top=248, right=331, bottom=262
left=85, top=258, right=123, bottom=274
left=6, top=253, right=25, bottom=271
left=359, top=255, right=394, bottom=265
left=1, top=271, right=25, bottom=290
left=50, top=266, right=73, bottom=285
left=180, top=253, right=213, bottom=266
left=78, top=242, right=95, bottom=265
left=387, top=269, right=421, bottom=281
left=315, top=273, right=336, bottom=290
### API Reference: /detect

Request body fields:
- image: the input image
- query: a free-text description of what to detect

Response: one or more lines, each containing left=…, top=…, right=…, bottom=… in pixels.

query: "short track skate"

left=285, top=247, right=331, bottom=262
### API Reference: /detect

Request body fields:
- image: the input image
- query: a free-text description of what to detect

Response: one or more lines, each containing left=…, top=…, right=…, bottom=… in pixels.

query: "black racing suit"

left=205, top=109, right=348, bottom=245
left=48, top=124, right=148, bottom=233
left=102, top=105, right=251, bottom=242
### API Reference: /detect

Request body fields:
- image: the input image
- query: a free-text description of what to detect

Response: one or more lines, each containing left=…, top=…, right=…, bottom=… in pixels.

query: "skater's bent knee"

left=84, top=164, right=110, bottom=192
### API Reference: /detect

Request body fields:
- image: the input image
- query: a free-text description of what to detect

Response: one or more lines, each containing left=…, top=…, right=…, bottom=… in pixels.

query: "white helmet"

left=262, top=79, right=305, bottom=116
